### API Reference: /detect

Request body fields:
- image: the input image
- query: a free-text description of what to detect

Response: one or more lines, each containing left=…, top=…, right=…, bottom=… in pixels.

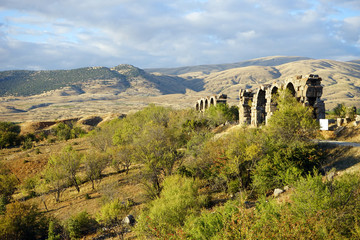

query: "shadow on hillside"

left=47, top=204, right=68, bottom=214
left=154, top=75, right=205, bottom=94
left=319, top=143, right=360, bottom=172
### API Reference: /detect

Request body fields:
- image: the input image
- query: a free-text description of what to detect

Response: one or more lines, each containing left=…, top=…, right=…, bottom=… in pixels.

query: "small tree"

left=88, top=126, right=114, bottom=152
left=111, top=145, right=134, bottom=174
left=44, top=146, right=82, bottom=201
left=266, top=90, right=319, bottom=143
left=133, top=123, right=182, bottom=199
left=0, top=162, right=18, bottom=206
left=333, top=103, right=347, bottom=118
left=251, top=90, right=321, bottom=194
left=47, top=220, right=62, bottom=240
left=83, top=151, right=109, bottom=190
left=57, top=145, right=82, bottom=193
left=43, top=157, right=68, bottom=202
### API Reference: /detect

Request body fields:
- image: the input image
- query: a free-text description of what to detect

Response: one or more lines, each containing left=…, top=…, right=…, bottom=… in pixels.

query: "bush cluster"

left=180, top=172, right=360, bottom=240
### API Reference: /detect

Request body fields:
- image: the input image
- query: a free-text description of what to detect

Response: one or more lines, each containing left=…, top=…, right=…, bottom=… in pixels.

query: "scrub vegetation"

left=1, top=92, right=360, bottom=239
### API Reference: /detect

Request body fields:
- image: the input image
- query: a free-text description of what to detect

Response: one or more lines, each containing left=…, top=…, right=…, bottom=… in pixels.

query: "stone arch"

left=270, top=85, right=279, bottom=113
left=204, top=98, right=209, bottom=110
left=199, top=99, right=204, bottom=111
left=257, top=89, right=266, bottom=107
left=252, top=88, right=267, bottom=126
left=195, top=102, right=200, bottom=111
left=209, top=96, right=216, bottom=107
left=285, top=82, right=296, bottom=97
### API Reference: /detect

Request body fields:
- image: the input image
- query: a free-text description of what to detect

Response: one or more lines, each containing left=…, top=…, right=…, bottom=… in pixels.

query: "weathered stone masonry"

left=195, top=94, right=228, bottom=112
left=195, top=74, right=326, bottom=126
left=239, top=74, right=325, bottom=126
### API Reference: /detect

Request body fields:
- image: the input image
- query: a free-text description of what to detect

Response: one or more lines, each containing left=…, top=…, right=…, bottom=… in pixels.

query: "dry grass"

left=24, top=165, right=146, bottom=223
left=1, top=136, right=146, bottom=239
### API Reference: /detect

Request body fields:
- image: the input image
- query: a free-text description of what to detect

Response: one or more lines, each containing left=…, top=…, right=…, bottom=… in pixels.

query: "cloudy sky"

left=0, top=0, right=359, bottom=71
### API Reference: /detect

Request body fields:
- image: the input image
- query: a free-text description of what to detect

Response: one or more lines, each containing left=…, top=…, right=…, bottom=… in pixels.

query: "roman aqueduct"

left=195, top=74, right=326, bottom=126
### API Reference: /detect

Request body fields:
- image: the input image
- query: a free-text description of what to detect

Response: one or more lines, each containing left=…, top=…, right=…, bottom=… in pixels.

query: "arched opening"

left=210, top=97, right=215, bottom=107
left=200, top=100, right=204, bottom=111
left=205, top=99, right=209, bottom=109
left=286, top=82, right=296, bottom=97
left=196, top=102, right=200, bottom=111
left=256, top=89, right=267, bottom=124
left=270, top=86, right=278, bottom=113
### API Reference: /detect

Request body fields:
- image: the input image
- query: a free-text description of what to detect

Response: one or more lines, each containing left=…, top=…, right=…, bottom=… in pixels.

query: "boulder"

left=273, top=188, right=284, bottom=197
left=123, top=215, right=135, bottom=226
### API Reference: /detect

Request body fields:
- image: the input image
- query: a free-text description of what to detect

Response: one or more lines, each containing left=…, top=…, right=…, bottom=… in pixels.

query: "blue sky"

left=0, top=0, right=359, bottom=70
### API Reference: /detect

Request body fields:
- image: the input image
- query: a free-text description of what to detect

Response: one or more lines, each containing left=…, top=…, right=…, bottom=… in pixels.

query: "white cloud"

left=0, top=0, right=359, bottom=70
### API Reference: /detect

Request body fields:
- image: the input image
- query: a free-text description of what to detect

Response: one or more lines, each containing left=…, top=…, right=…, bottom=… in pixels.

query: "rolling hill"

left=0, top=56, right=360, bottom=122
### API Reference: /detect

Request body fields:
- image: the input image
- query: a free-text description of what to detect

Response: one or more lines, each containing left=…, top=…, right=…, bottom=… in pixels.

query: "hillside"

left=0, top=64, right=203, bottom=97
left=0, top=67, right=129, bottom=97
left=145, top=56, right=311, bottom=75
left=193, top=59, right=360, bottom=108
left=1, top=56, right=360, bottom=122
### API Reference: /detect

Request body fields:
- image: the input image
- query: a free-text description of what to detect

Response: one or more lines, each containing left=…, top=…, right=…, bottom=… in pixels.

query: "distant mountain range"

left=0, top=64, right=203, bottom=97
left=1, top=56, right=360, bottom=114
left=145, top=56, right=311, bottom=75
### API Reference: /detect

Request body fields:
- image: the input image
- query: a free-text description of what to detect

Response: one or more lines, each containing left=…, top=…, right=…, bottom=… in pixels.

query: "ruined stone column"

left=239, top=89, right=253, bottom=125
left=314, top=99, right=326, bottom=120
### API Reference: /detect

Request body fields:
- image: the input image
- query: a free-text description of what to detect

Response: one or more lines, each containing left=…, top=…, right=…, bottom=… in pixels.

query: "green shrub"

left=205, top=104, right=238, bottom=127
left=0, top=122, right=21, bottom=148
left=0, top=202, right=49, bottom=240
left=266, top=89, right=319, bottom=143
left=65, top=211, right=97, bottom=239
left=53, top=122, right=72, bottom=141
left=252, top=141, right=321, bottom=194
left=21, top=135, right=34, bottom=150
left=290, top=172, right=360, bottom=238
left=96, top=199, right=128, bottom=226
left=0, top=196, right=5, bottom=215
left=21, top=176, right=38, bottom=199
left=135, top=175, right=204, bottom=238
left=47, top=219, right=62, bottom=240
left=53, top=122, right=85, bottom=141
left=184, top=200, right=239, bottom=239
left=290, top=172, right=333, bottom=217
left=227, top=179, right=241, bottom=195
left=0, top=167, right=18, bottom=204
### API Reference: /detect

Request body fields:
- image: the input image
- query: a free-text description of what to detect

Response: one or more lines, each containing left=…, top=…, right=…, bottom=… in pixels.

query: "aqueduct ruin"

left=239, top=74, right=325, bottom=126
left=195, top=94, right=228, bottom=112
left=195, top=74, right=326, bottom=126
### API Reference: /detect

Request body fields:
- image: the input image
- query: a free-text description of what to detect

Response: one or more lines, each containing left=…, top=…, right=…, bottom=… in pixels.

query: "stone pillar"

left=314, top=99, right=325, bottom=120
left=239, top=89, right=253, bottom=125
